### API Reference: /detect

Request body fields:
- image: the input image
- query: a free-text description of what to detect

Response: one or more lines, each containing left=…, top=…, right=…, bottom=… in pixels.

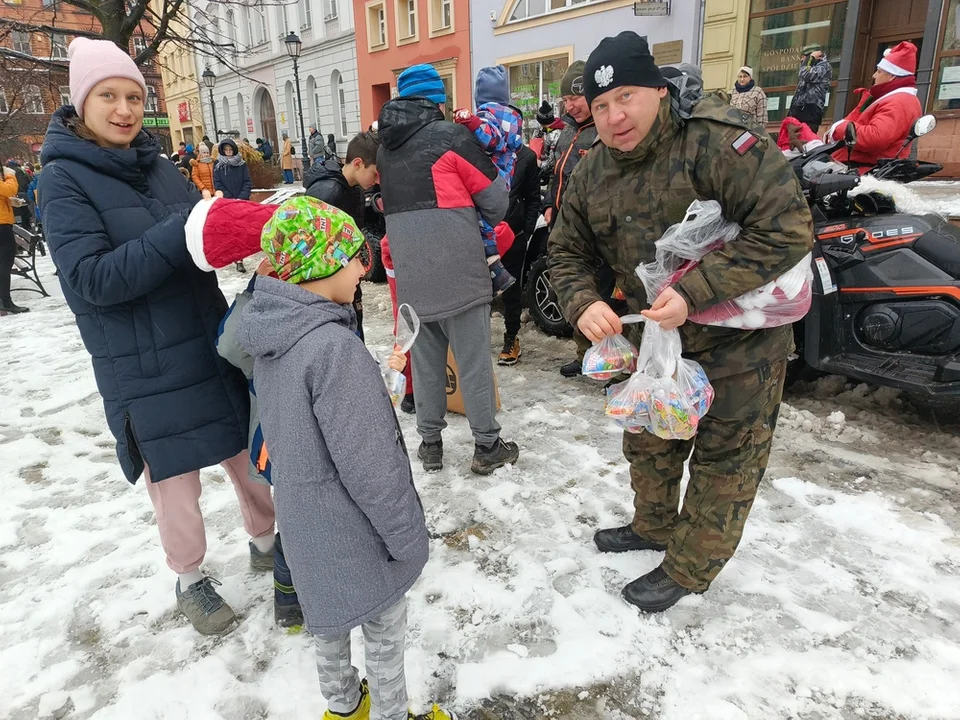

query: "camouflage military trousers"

left=315, top=598, right=408, bottom=719
left=624, top=360, right=786, bottom=592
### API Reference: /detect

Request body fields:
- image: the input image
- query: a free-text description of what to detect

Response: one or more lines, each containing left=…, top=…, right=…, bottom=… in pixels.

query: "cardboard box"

left=445, top=347, right=501, bottom=415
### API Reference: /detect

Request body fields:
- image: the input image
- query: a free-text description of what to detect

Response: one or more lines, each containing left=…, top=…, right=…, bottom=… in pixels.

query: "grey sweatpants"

left=411, top=303, right=501, bottom=447
left=315, top=598, right=408, bottom=720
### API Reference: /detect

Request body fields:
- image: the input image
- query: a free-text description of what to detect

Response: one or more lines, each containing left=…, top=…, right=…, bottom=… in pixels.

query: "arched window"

left=284, top=81, right=296, bottom=139
left=237, top=92, right=246, bottom=134
left=331, top=70, right=348, bottom=138
left=306, top=76, right=318, bottom=127
left=222, top=96, right=232, bottom=131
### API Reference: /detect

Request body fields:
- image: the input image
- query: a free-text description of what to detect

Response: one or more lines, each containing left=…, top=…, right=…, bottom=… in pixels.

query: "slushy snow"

left=1, top=258, right=959, bottom=719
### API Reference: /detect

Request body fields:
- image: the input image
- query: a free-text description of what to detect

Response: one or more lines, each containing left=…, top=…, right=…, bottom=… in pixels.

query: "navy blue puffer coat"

left=39, top=107, right=249, bottom=484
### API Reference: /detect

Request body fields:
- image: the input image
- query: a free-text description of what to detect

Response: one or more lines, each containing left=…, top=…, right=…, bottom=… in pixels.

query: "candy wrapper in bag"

left=582, top=333, right=638, bottom=380
left=604, top=321, right=714, bottom=440
left=382, top=368, right=407, bottom=407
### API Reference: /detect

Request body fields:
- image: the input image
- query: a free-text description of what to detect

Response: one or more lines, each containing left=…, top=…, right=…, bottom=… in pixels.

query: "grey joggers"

left=410, top=303, right=501, bottom=448
left=315, top=597, right=409, bottom=720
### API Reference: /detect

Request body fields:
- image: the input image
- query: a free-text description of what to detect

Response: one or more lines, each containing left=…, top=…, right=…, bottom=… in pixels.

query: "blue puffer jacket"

left=38, top=107, right=249, bottom=484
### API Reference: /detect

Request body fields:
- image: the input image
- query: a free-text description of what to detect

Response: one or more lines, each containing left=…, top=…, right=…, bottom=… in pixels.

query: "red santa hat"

left=185, top=198, right=279, bottom=271
left=877, top=41, right=918, bottom=77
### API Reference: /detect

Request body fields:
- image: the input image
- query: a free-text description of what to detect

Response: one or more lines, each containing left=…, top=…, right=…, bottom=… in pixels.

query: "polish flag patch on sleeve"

left=732, top=131, right=759, bottom=155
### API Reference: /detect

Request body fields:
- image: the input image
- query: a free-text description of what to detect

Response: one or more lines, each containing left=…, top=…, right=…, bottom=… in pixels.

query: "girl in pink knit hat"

left=37, top=37, right=276, bottom=637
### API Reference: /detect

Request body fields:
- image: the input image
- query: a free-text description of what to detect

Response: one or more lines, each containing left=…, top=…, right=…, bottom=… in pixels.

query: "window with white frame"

left=326, top=0, right=339, bottom=19
left=332, top=71, right=348, bottom=137
left=507, top=0, right=593, bottom=22
left=398, top=0, right=417, bottom=40
left=225, top=9, right=238, bottom=58
left=243, top=4, right=254, bottom=46
left=12, top=31, right=32, bottom=55
left=24, top=85, right=43, bottom=114
left=0, top=89, right=8, bottom=114
left=430, top=0, right=452, bottom=32
left=51, top=33, right=68, bottom=59
left=59, top=85, right=71, bottom=106
left=132, top=34, right=147, bottom=57
left=145, top=85, right=159, bottom=113
left=298, top=0, right=312, bottom=28
left=256, top=1, right=268, bottom=43
left=367, top=1, right=387, bottom=48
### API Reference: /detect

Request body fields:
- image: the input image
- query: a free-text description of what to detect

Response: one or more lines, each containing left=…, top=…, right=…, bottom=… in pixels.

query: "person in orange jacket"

left=0, top=165, right=28, bottom=314
left=191, top=144, right=215, bottom=193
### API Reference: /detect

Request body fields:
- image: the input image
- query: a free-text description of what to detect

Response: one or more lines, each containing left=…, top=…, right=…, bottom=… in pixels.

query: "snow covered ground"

left=2, top=258, right=959, bottom=720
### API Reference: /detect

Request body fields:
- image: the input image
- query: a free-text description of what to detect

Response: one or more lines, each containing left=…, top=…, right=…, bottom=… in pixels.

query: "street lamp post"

left=284, top=31, right=309, bottom=165
left=201, top=66, right=219, bottom=140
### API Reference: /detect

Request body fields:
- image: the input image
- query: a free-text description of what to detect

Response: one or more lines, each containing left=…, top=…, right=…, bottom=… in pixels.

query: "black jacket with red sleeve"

left=377, top=97, right=508, bottom=322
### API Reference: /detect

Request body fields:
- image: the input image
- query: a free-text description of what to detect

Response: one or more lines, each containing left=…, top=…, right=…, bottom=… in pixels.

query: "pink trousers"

left=143, top=451, right=276, bottom=574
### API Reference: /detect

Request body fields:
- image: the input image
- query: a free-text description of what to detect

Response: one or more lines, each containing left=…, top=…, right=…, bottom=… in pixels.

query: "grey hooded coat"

left=236, top=276, right=428, bottom=635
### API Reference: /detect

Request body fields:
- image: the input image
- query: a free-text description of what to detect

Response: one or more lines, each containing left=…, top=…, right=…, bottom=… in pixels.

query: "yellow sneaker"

left=323, top=679, right=370, bottom=720
left=409, top=704, right=455, bottom=720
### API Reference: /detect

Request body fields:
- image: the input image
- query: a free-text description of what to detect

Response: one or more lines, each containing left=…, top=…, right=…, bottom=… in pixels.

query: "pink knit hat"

left=68, top=37, right=147, bottom=119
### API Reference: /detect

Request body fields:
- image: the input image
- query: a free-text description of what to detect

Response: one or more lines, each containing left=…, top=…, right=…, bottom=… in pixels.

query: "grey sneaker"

left=176, top=577, right=237, bottom=636
left=249, top=540, right=275, bottom=572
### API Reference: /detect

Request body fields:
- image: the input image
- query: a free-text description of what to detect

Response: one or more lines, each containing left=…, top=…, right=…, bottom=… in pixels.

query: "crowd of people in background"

left=0, top=24, right=929, bottom=720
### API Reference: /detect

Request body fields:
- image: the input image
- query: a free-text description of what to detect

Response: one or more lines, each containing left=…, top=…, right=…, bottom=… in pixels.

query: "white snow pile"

left=1, top=259, right=959, bottom=719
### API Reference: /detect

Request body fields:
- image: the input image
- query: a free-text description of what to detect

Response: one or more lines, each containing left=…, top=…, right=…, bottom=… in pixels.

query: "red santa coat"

left=829, top=87, right=922, bottom=172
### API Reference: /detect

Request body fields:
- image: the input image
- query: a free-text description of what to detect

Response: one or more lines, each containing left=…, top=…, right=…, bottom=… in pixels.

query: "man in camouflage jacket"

left=548, top=32, right=813, bottom=612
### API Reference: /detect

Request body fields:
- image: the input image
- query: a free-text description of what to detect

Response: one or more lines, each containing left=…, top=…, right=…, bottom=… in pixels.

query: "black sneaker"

left=236, top=260, right=247, bottom=273
left=621, top=565, right=692, bottom=613
left=418, top=440, right=443, bottom=472
left=273, top=533, right=304, bottom=628
left=559, top=359, right=581, bottom=377
left=471, top=438, right=519, bottom=475
left=400, top=393, right=416, bottom=415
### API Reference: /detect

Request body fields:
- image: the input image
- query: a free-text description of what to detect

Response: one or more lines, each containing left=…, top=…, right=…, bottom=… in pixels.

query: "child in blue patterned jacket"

left=455, top=64, right=524, bottom=296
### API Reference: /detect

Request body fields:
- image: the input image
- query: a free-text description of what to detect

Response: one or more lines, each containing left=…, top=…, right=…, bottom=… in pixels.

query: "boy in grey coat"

left=235, top=197, right=450, bottom=720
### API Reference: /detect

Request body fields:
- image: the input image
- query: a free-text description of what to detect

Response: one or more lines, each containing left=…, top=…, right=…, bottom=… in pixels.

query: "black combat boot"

left=418, top=439, right=443, bottom=472
left=400, top=393, right=416, bottom=414
left=594, top=525, right=667, bottom=553
left=471, top=438, right=519, bottom=475
left=622, top=565, right=692, bottom=613
left=559, top=359, right=581, bottom=377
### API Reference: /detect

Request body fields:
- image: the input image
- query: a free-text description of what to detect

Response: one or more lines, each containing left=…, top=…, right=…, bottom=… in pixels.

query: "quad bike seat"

left=913, top=224, right=960, bottom=279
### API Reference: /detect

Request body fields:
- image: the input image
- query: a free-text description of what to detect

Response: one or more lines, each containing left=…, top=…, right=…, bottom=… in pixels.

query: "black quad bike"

left=524, top=214, right=574, bottom=337
left=361, top=185, right=387, bottom=282
left=793, top=115, right=960, bottom=398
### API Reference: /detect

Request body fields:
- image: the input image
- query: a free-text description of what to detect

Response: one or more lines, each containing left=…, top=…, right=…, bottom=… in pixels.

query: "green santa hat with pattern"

left=184, top=196, right=364, bottom=279
left=260, top=197, right=366, bottom=283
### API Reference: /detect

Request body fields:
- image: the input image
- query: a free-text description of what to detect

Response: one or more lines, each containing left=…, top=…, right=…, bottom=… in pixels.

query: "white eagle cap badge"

left=595, top=65, right=614, bottom=88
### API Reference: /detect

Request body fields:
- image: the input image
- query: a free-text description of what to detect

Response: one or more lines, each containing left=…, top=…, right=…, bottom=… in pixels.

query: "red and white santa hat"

left=185, top=198, right=278, bottom=271
left=877, top=41, right=918, bottom=77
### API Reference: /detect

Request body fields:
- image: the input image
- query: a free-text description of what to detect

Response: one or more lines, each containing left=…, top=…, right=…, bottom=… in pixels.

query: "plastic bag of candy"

left=582, top=333, right=638, bottom=380
left=636, top=199, right=813, bottom=330
left=687, top=254, right=813, bottom=329
left=604, top=321, right=714, bottom=440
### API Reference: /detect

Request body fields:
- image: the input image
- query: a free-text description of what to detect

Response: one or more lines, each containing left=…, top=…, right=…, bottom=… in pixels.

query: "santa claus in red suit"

left=827, top=41, right=923, bottom=173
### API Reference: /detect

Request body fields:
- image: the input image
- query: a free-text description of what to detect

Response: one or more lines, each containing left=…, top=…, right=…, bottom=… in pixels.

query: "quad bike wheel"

left=525, top=256, right=573, bottom=338
left=362, top=228, right=387, bottom=283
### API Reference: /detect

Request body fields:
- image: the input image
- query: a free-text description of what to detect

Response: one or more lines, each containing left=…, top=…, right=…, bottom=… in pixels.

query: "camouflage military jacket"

left=547, top=93, right=814, bottom=378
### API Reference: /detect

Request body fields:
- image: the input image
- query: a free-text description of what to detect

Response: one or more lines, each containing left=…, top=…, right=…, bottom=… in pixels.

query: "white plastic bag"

left=580, top=315, right=646, bottom=380
left=605, top=321, right=714, bottom=440
left=382, top=303, right=420, bottom=406
left=636, top=199, right=813, bottom=330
